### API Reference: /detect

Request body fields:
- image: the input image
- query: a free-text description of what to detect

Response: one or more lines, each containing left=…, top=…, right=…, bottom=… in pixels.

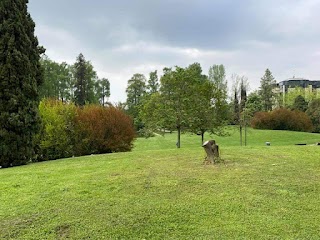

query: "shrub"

left=37, top=101, right=136, bottom=160
left=137, top=128, right=155, bottom=138
left=37, top=99, right=77, bottom=161
left=251, top=108, right=313, bottom=132
left=250, top=112, right=272, bottom=129
left=306, top=99, right=320, bottom=133
left=74, top=105, right=136, bottom=156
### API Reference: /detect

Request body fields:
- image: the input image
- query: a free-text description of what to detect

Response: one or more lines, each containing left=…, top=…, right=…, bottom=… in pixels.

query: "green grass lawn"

left=1, top=128, right=320, bottom=239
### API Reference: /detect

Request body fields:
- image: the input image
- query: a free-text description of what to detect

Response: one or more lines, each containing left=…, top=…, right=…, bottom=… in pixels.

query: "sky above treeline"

left=28, top=0, right=320, bottom=103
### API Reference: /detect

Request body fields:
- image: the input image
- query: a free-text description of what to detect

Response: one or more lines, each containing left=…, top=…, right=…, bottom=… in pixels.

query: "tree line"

left=40, top=53, right=110, bottom=106
left=124, top=66, right=320, bottom=148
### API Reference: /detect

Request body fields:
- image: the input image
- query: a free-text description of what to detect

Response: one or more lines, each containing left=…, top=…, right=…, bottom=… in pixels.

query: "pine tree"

left=73, top=53, right=98, bottom=106
left=0, top=0, right=44, bottom=167
left=74, top=53, right=87, bottom=106
left=260, top=69, right=276, bottom=111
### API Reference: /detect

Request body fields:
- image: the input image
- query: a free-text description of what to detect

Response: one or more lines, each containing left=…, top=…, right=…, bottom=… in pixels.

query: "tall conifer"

left=0, top=0, right=44, bottom=167
left=260, top=69, right=276, bottom=111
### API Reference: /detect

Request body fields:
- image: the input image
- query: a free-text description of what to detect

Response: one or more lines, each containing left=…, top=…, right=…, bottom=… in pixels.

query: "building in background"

left=273, top=77, right=320, bottom=106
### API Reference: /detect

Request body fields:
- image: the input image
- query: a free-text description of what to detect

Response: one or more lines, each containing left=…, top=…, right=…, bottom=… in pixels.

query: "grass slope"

left=1, top=128, right=320, bottom=239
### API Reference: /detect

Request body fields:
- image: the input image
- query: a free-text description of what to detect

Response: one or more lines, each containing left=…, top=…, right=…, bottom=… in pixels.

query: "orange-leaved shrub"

left=74, top=105, right=136, bottom=156
left=251, top=108, right=313, bottom=132
left=37, top=100, right=136, bottom=161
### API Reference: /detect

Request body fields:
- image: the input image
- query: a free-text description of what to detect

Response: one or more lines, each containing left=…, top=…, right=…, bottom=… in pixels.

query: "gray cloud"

left=28, top=0, right=320, bottom=102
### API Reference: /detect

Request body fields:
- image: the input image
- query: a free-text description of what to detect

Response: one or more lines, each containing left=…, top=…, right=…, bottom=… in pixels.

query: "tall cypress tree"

left=0, top=0, right=44, bottom=167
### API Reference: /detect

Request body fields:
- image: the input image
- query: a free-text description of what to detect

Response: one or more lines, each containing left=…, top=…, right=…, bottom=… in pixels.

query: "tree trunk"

left=244, top=123, right=247, bottom=146
left=203, top=140, right=220, bottom=164
left=201, top=130, right=205, bottom=146
left=240, top=125, right=243, bottom=146
left=177, top=126, right=181, bottom=148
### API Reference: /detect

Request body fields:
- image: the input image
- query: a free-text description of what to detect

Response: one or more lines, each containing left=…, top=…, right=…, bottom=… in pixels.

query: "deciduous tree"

left=39, top=56, right=72, bottom=102
left=147, top=70, right=159, bottom=94
left=95, top=78, right=110, bottom=106
left=126, top=73, right=146, bottom=130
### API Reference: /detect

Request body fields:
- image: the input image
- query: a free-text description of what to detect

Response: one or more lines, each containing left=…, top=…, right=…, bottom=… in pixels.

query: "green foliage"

left=74, top=105, right=136, bottom=155
left=0, top=0, right=44, bottom=167
left=73, top=53, right=98, bottom=106
left=233, top=90, right=240, bottom=124
left=40, top=54, right=110, bottom=106
left=140, top=92, right=167, bottom=131
left=188, top=63, right=229, bottom=143
left=137, top=128, right=155, bottom=138
left=284, top=87, right=305, bottom=107
left=37, top=99, right=76, bottom=161
left=259, top=68, right=276, bottom=111
left=306, top=99, right=320, bottom=133
left=157, top=65, right=203, bottom=147
left=230, top=74, right=248, bottom=125
left=246, top=91, right=264, bottom=119
left=39, top=55, right=73, bottom=102
left=284, top=87, right=318, bottom=107
left=36, top=101, right=136, bottom=160
left=292, top=95, right=308, bottom=112
left=208, top=64, right=229, bottom=126
left=147, top=70, right=159, bottom=94
left=142, top=63, right=230, bottom=146
left=125, top=73, right=147, bottom=130
left=251, top=108, right=313, bottom=132
left=95, top=78, right=110, bottom=106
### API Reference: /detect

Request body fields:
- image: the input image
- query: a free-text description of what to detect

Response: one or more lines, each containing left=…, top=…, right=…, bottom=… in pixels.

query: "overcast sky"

left=28, top=0, right=320, bottom=103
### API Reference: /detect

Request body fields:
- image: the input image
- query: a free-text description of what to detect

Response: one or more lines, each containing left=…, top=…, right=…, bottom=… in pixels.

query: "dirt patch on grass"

left=0, top=214, right=39, bottom=239
left=55, top=224, right=71, bottom=239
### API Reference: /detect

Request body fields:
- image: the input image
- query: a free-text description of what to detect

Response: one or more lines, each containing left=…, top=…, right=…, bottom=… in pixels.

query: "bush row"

left=251, top=108, right=314, bottom=132
left=36, top=99, right=136, bottom=161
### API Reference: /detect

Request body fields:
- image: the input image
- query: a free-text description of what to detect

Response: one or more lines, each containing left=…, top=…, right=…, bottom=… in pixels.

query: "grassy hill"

left=1, top=128, right=320, bottom=239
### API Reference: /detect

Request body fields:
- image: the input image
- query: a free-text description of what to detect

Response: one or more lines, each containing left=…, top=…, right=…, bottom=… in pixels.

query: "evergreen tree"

left=260, top=68, right=276, bottom=111
left=292, top=95, right=308, bottom=112
left=0, top=0, right=45, bottom=167
left=73, top=53, right=97, bottom=106
left=74, top=53, right=87, bottom=106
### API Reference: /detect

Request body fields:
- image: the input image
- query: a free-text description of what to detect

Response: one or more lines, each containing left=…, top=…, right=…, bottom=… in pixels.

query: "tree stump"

left=202, top=140, right=219, bottom=164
